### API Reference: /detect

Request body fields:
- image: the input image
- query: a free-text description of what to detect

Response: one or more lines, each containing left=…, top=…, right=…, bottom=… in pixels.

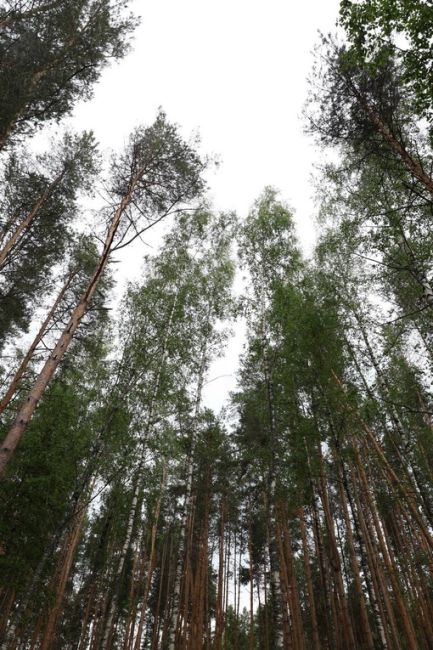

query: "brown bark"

left=167, top=345, right=207, bottom=650
left=39, top=495, right=88, bottom=650
left=190, top=489, right=209, bottom=650
left=352, top=472, right=397, bottom=650
left=281, top=507, right=304, bottom=650
left=0, top=169, right=66, bottom=268
left=356, top=451, right=419, bottom=650
left=353, top=315, right=433, bottom=526
left=343, top=72, right=433, bottom=198
left=311, top=497, right=335, bottom=650
left=274, top=507, right=295, bottom=650
left=299, top=508, right=321, bottom=650
left=334, top=451, right=374, bottom=649
left=132, top=465, right=166, bottom=650
left=0, top=175, right=139, bottom=475
left=0, top=270, right=75, bottom=415
left=214, top=498, right=226, bottom=650
left=318, top=447, right=356, bottom=650
left=332, top=371, right=433, bottom=554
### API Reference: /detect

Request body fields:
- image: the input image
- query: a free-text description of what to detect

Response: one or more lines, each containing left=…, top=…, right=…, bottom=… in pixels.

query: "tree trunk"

left=0, top=169, right=66, bottom=269
left=39, top=493, right=89, bottom=650
left=355, top=450, right=419, bottom=650
left=0, top=270, right=76, bottom=415
left=167, top=344, right=207, bottom=650
left=132, top=465, right=166, bottom=650
left=0, top=175, right=139, bottom=475
left=344, top=71, right=433, bottom=198
left=334, top=454, right=374, bottom=649
left=299, top=508, right=321, bottom=650
left=317, top=445, right=356, bottom=650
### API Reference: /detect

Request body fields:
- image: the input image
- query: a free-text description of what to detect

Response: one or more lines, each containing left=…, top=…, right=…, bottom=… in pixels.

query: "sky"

left=70, top=0, right=342, bottom=412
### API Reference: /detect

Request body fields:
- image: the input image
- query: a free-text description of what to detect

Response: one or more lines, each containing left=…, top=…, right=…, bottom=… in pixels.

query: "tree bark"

left=299, top=508, right=321, bottom=650
left=0, top=270, right=76, bottom=415
left=0, top=169, right=66, bottom=269
left=0, top=174, right=139, bottom=475
left=343, top=71, right=433, bottom=199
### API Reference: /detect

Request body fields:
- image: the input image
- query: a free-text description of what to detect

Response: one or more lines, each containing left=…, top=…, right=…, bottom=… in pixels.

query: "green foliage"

left=223, top=606, right=250, bottom=649
left=0, top=367, right=102, bottom=590
left=0, top=130, right=100, bottom=345
left=0, top=0, right=137, bottom=146
left=340, top=0, right=433, bottom=123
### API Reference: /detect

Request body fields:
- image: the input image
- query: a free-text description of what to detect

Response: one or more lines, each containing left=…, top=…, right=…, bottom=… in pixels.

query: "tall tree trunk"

left=343, top=71, right=433, bottom=198
left=299, top=508, right=321, bottom=650
left=0, top=270, right=76, bottom=415
left=261, top=328, right=285, bottom=649
left=214, top=498, right=226, bottom=650
left=0, top=174, right=140, bottom=475
left=356, top=489, right=397, bottom=649
left=317, top=445, right=356, bottom=650
left=39, top=492, right=90, bottom=650
left=167, top=342, right=207, bottom=650
left=247, top=510, right=255, bottom=650
left=355, top=450, right=419, bottom=650
left=332, top=370, right=433, bottom=554
left=334, top=452, right=374, bottom=649
left=0, top=169, right=66, bottom=268
left=280, top=506, right=304, bottom=650
left=310, top=491, right=334, bottom=650
left=132, top=465, right=167, bottom=650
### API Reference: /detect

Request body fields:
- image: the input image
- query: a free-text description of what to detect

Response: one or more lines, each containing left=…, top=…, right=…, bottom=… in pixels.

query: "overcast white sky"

left=70, top=0, right=341, bottom=412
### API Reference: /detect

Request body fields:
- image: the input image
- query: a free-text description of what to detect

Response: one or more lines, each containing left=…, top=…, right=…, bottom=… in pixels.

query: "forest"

left=1, top=0, right=433, bottom=648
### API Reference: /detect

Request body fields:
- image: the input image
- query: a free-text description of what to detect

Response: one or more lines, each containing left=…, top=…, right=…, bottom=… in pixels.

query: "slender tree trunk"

left=334, top=454, right=374, bottom=649
left=355, top=450, right=419, bottom=650
left=132, top=465, right=166, bottom=650
left=299, top=508, right=321, bottom=650
left=274, top=506, right=294, bottom=649
left=280, top=506, right=304, bottom=650
left=353, top=312, right=433, bottom=526
left=214, top=498, right=226, bottom=650
left=190, top=485, right=209, bottom=650
left=99, top=473, right=142, bottom=650
left=332, top=370, right=433, bottom=553
left=341, top=450, right=390, bottom=649
left=0, top=175, right=140, bottom=475
left=344, top=72, right=433, bottom=198
left=352, top=462, right=400, bottom=650
left=317, top=445, right=356, bottom=650
left=261, top=328, right=285, bottom=649
left=39, top=493, right=89, bottom=650
left=0, top=270, right=76, bottom=415
left=310, top=494, right=334, bottom=650
left=0, top=169, right=65, bottom=268
left=168, top=344, right=207, bottom=650
left=151, top=532, right=170, bottom=650
left=248, top=510, right=255, bottom=650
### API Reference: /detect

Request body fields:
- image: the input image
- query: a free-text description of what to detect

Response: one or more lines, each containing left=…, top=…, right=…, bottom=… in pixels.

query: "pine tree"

left=0, top=130, right=99, bottom=346
left=0, top=0, right=136, bottom=149
left=0, top=111, right=206, bottom=475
